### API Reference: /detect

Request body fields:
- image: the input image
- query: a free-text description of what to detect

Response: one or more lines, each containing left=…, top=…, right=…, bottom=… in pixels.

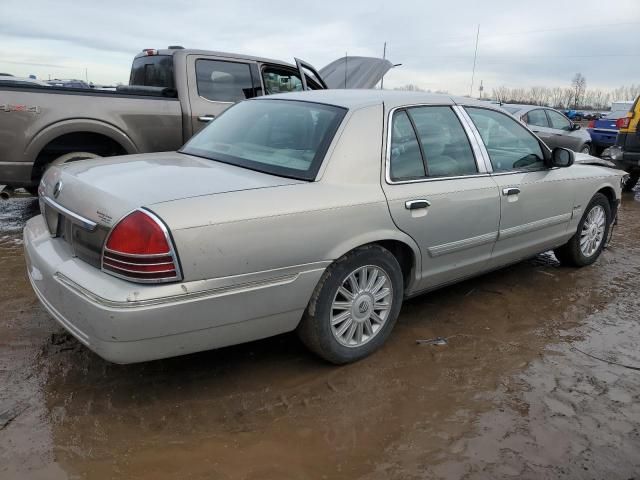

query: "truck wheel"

left=297, top=245, right=404, bottom=364
left=623, top=173, right=639, bottom=192
left=554, top=193, right=611, bottom=267
left=49, top=151, right=100, bottom=167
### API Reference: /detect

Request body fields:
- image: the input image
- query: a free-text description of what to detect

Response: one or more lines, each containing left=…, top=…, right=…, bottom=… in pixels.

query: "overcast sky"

left=1, top=0, right=639, bottom=95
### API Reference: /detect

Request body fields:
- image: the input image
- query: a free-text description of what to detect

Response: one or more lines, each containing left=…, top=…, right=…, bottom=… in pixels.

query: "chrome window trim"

left=384, top=103, right=489, bottom=185
left=42, top=196, right=97, bottom=231
left=101, top=208, right=183, bottom=284
left=452, top=105, right=493, bottom=173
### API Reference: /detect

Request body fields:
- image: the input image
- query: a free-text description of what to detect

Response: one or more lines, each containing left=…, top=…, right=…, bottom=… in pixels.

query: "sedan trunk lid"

left=41, top=151, right=302, bottom=229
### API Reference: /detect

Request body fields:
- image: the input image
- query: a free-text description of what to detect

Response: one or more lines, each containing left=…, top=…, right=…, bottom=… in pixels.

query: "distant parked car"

left=563, top=110, right=584, bottom=121
left=502, top=104, right=593, bottom=154
left=45, top=79, right=92, bottom=88
left=0, top=76, right=50, bottom=87
left=587, top=109, right=630, bottom=155
left=25, top=91, right=624, bottom=364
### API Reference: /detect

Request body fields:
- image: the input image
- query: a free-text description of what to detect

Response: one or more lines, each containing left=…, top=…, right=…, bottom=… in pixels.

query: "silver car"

left=502, top=104, right=593, bottom=154
left=25, top=90, right=624, bottom=365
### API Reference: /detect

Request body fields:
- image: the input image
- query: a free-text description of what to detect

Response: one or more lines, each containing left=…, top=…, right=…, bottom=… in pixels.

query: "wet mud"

left=0, top=192, right=639, bottom=479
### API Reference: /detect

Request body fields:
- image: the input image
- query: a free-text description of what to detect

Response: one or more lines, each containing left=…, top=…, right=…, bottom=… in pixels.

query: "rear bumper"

left=587, top=130, right=617, bottom=147
left=0, top=161, right=35, bottom=187
left=25, top=215, right=326, bottom=363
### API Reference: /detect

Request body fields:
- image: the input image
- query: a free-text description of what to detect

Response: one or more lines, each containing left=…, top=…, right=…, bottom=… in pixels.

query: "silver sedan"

left=25, top=90, right=624, bottom=364
left=501, top=104, right=593, bottom=154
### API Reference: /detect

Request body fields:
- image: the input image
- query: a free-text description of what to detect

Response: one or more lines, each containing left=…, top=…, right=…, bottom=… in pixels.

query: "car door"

left=546, top=108, right=582, bottom=151
left=463, top=106, right=576, bottom=268
left=523, top=108, right=555, bottom=147
left=186, top=55, right=261, bottom=136
left=381, top=104, right=501, bottom=292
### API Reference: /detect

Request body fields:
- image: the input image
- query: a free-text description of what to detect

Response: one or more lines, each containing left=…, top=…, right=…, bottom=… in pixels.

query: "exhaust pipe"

left=0, top=185, right=15, bottom=200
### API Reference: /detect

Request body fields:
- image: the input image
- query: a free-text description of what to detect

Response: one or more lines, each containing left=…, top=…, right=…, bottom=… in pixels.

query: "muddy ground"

left=0, top=191, right=639, bottom=480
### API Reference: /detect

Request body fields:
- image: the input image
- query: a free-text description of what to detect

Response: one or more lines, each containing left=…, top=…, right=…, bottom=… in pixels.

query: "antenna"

left=344, top=52, right=348, bottom=89
left=381, top=41, right=387, bottom=90
left=470, top=24, right=480, bottom=97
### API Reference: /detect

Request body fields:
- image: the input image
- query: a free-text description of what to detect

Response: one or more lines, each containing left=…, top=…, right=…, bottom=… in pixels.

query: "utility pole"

left=470, top=24, right=480, bottom=97
left=380, top=41, right=387, bottom=90
left=85, top=68, right=88, bottom=83
left=479, top=80, right=484, bottom=99
left=344, top=52, right=348, bottom=89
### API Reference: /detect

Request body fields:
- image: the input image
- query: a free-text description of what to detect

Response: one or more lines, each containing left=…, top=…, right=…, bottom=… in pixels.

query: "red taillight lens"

left=102, top=210, right=181, bottom=283
left=616, top=117, right=630, bottom=129
left=587, top=120, right=595, bottom=128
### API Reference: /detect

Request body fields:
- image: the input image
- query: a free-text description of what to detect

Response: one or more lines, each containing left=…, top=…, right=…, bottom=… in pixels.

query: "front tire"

left=554, top=193, right=611, bottom=267
left=297, top=245, right=404, bottom=364
left=580, top=143, right=592, bottom=155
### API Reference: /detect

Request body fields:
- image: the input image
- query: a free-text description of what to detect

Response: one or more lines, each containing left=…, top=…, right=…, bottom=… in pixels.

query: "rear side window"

left=130, top=55, right=175, bottom=89
left=526, top=109, right=549, bottom=127
left=408, top=106, right=477, bottom=177
left=466, top=107, right=544, bottom=172
left=389, top=111, right=425, bottom=181
left=389, top=106, right=477, bottom=181
left=195, top=60, right=256, bottom=102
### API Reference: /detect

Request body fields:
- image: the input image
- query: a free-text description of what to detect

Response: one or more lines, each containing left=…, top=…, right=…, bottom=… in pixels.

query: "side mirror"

left=550, top=147, right=575, bottom=168
left=571, top=123, right=581, bottom=131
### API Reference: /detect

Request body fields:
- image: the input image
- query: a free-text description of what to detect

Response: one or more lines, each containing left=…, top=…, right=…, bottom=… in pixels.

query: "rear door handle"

left=198, top=115, right=216, bottom=122
left=405, top=199, right=431, bottom=210
left=502, top=187, right=521, bottom=196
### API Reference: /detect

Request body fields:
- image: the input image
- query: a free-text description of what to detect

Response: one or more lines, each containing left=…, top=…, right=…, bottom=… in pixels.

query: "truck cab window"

left=262, top=66, right=322, bottom=94
left=195, top=60, right=255, bottom=102
left=129, top=55, right=175, bottom=89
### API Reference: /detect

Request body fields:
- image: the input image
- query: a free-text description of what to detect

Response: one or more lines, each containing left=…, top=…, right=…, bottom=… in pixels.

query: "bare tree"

left=571, top=73, right=587, bottom=108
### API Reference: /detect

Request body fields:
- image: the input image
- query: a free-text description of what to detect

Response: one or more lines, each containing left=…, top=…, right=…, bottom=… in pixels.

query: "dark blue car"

left=587, top=110, right=629, bottom=155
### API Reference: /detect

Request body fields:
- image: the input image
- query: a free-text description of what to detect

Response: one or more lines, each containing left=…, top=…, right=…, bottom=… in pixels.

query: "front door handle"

left=502, top=187, right=521, bottom=196
left=405, top=199, right=431, bottom=210
left=198, top=115, right=216, bottom=122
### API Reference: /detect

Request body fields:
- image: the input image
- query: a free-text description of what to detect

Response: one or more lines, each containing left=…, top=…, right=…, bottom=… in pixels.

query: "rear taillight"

left=587, top=120, right=595, bottom=128
left=102, top=209, right=181, bottom=283
left=616, top=117, right=631, bottom=129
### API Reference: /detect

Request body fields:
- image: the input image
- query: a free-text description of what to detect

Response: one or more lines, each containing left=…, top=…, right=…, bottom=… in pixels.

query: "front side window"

left=195, top=59, right=255, bottom=102
left=525, top=109, right=549, bottom=128
left=466, top=107, right=545, bottom=172
left=181, top=99, right=346, bottom=181
left=546, top=109, right=572, bottom=130
left=262, top=67, right=304, bottom=94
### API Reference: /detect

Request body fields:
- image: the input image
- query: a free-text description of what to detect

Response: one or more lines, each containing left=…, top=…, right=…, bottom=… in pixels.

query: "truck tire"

left=554, top=193, right=611, bottom=267
left=49, top=151, right=100, bottom=167
left=297, top=245, right=404, bottom=364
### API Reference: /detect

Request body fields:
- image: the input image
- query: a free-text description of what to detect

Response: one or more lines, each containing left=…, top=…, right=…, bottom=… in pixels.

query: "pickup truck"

left=0, top=47, right=390, bottom=194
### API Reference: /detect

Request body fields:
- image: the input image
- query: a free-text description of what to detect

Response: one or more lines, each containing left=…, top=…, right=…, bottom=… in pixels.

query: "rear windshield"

left=181, top=99, right=347, bottom=181
left=129, top=55, right=175, bottom=89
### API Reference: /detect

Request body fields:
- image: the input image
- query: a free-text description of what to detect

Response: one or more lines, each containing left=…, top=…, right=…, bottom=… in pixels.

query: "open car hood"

left=319, top=57, right=394, bottom=89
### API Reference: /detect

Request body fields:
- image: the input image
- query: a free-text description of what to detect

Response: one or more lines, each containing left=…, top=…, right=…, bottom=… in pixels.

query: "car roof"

left=138, top=48, right=298, bottom=69
left=502, top=104, right=553, bottom=113
left=259, top=89, right=497, bottom=111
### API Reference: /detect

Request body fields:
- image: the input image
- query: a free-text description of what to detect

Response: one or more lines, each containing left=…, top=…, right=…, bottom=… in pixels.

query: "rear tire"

left=554, top=193, right=611, bottom=267
left=297, top=245, right=404, bottom=364
left=49, top=151, right=99, bottom=167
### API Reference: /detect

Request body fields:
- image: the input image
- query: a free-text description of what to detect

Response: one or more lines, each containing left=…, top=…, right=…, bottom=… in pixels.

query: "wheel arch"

left=326, top=231, right=421, bottom=293
left=25, top=119, right=138, bottom=180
